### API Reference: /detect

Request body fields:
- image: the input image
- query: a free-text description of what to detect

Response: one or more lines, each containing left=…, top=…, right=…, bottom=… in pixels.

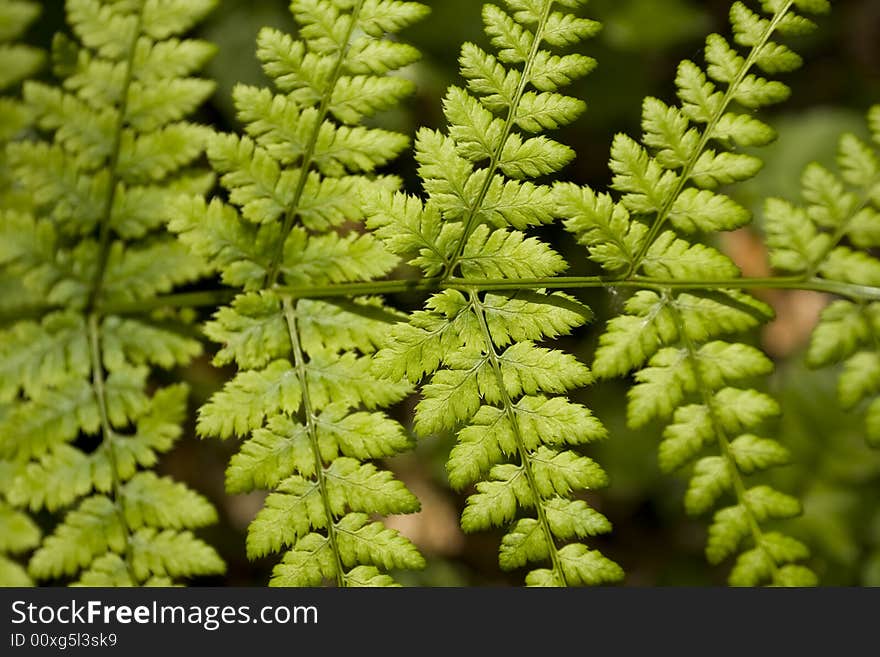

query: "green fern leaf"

left=173, top=0, right=429, bottom=586
left=0, top=2, right=43, bottom=207
left=819, top=247, right=880, bottom=287
left=344, top=566, right=399, bottom=588
left=557, top=0, right=825, bottom=586
left=0, top=1, right=45, bottom=376
left=120, top=473, right=217, bottom=530
left=7, top=384, right=189, bottom=512
left=128, top=529, right=224, bottom=582
left=774, top=107, right=880, bottom=446
left=368, top=0, right=618, bottom=587
left=642, top=231, right=739, bottom=279
left=728, top=434, right=790, bottom=474
left=839, top=352, right=880, bottom=410
left=197, top=360, right=302, bottom=439
left=807, top=301, right=872, bottom=367
left=0, top=466, right=41, bottom=583
left=270, top=534, right=335, bottom=587
left=554, top=544, right=624, bottom=587
left=460, top=224, right=568, bottom=279
left=668, top=188, right=751, bottom=233
left=168, top=196, right=275, bottom=290
left=554, top=183, right=645, bottom=273
left=335, top=513, right=426, bottom=572
left=0, top=0, right=223, bottom=586
left=29, top=496, right=124, bottom=580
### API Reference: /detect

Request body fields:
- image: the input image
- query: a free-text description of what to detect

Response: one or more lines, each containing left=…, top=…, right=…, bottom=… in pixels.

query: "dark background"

left=23, top=0, right=880, bottom=586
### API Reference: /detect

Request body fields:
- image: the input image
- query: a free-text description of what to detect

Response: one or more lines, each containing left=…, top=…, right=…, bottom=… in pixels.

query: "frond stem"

left=667, top=296, right=777, bottom=578
left=9, top=274, right=880, bottom=324
left=281, top=295, right=347, bottom=587
left=102, top=288, right=238, bottom=315
left=442, top=0, right=556, bottom=280
left=86, top=1, right=146, bottom=313
left=264, top=0, right=366, bottom=287
left=469, top=289, right=567, bottom=585
left=87, top=313, right=138, bottom=584
left=623, top=0, right=795, bottom=278
left=271, top=274, right=880, bottom=302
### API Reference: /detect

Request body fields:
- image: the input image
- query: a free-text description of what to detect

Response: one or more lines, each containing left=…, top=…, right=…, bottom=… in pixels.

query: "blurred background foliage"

left=23, top=0, right=880, bottom=586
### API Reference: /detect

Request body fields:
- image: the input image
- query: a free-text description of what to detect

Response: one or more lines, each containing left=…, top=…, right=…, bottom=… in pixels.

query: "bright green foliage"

left=368, top=0, right=620, bottom=587
left=557, top=0, right=825, bottom=585
left=175, top=0, right=429, bottom=586
left=0, top=0, right=44, bottom=326
left=557, top=0, right=826, bottom=277
left=602, top=286, right=815, bottom=585
left=0, top=0, right=45, bottom=587
left=0, top=0, right=43, bottom=212
left=772, top=107, right=880, bottom=446
left=0, top=459, right=40, bottom=586
left=0, top=0, right=223, bottom=586
left=1, top=0, right=869, bottom=591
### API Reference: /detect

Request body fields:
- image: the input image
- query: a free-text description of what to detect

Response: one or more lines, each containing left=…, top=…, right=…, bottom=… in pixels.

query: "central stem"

left=264, top=0, right=367, bottom=287
left=12, top=274, right=879, bottom=323
left=83, top=3, right=146, bottom=585
left=469, top=290, right=567, bottom=585
left=667, top=298, right=776, bottom=578
left=87, top=3, right=146, bottom=313
left=624, top=1, right=795, bottom=278
left=281, top=296, right=347, bottom=587
left=87, top=314, right=138, bottom=584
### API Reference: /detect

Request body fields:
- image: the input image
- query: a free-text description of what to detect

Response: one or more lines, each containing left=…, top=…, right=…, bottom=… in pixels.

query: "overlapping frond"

left=0, top=0, right=223, bottom=585
left=172, top=0, right=429, bottom=586
left=557, top=0, right=829, bottom=585
left=768, top=106, right=880, bottom=446
left=368, top=0, right=620, bottom=587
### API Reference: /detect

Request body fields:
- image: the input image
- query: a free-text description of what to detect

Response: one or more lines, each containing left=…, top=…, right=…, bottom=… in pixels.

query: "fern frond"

left=0, top=0, right=223, bottom=586
left=770, top=106, right=880, bottom=447
left=559, top=0, right=827, bottom=278
left=615, top=290, right=815, bottom=586
left=0, top=0, right=43, bottom=327
left=368, top=0, right=620, bottom=587
left=557, top=0, right=829, bottom=585
left=0, top=0, right=45, bottom=586
left=173, top=0, right=429, bottom=586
